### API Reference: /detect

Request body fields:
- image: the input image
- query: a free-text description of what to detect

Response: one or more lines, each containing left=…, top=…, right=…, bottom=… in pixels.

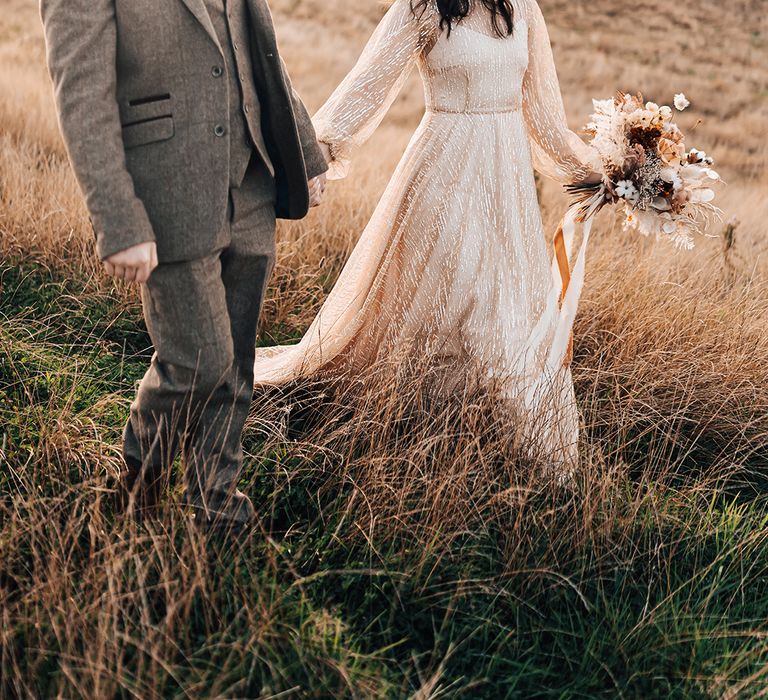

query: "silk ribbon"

left=549, top=207, right=593, bottom=371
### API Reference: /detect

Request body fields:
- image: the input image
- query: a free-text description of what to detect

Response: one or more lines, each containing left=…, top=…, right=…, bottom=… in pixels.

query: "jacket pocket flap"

left=122, top=116, right=175, bottom=150
left=120, top=93, right=172, bottom=124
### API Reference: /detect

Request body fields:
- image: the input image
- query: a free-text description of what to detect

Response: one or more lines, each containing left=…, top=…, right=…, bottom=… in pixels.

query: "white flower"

left=645, top=102, right=660, bottom=112
left=686, top=149, right=710, bottom=166
left=659, top=106, right=673, bottom=120
left=674, top=93, right=690, bottom=111
left=615, top=179, right=639, bottom=203
left=660, top=167, right=683, bottom=192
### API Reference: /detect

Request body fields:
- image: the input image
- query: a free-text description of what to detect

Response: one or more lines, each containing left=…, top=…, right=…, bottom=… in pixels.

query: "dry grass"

left=2, top=0, right=768, bottom=697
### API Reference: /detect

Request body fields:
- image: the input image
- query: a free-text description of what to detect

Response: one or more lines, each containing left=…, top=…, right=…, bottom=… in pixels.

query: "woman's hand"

left=577, top=171, right=605, bottom=187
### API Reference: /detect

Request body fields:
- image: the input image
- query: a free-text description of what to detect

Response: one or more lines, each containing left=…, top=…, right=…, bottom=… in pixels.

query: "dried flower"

left=660, top=167, right=683, bottom=192
left=674, top=93, right=690, bottom=111
left=658, top=138, right=685, bottom=165
left=615, top=180, right=639, bottom=204
left=573, top=91, right=722, bottom=249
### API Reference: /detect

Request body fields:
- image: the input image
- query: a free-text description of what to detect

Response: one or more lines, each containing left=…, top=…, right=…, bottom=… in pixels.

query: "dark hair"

left=411, top=0, right=514, bottom=38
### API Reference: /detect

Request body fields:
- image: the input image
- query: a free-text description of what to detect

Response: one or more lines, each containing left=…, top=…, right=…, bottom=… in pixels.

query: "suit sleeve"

left=278, top=57, right=329, bottom=181
left=40, top=0, right=156, bottom=260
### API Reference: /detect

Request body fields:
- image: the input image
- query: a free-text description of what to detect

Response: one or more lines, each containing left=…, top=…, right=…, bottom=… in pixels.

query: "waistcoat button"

left=214, top=124, right=226, bottom=137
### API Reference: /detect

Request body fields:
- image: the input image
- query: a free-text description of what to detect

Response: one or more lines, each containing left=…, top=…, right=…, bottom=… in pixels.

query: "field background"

left=2, top=0, right=768, bottom=697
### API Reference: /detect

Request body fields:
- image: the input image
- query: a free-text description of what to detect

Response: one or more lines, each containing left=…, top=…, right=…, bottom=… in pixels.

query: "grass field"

left=2, top=0, right=768, bottom=697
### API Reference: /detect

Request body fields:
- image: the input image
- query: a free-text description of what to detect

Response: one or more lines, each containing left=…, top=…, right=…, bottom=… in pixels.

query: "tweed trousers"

left=123, top=156, right=276, bottom=525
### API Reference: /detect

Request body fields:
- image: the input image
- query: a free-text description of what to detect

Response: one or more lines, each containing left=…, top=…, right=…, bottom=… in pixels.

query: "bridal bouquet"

left=568, top=92, right=722, bottom=249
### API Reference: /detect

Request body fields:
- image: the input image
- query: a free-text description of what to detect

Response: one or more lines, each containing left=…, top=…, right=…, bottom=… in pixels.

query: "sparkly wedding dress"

left=253, top=0, right=600, bottom=466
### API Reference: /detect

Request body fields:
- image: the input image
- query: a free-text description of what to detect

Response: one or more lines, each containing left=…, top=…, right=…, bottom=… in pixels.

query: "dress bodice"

left=313, top=0, right=599, bottom=184
left=422, top=20, right=529, bottom=115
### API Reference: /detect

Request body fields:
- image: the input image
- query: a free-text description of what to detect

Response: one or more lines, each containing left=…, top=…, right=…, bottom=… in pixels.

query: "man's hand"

left=319, top=141, right=332, bottom=166
left=308, top=172, right=327, bottom=208
left=307, top=141, right=333, bottom=208
left=104, top=241, right=159, bottom=283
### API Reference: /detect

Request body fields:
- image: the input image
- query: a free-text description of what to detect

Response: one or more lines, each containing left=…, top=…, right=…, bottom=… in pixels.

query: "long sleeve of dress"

left=521, top=0, right=600, bottom=185
left=312, top=0, right=439, bottom=179
left=278, top=56, right=329, bottom=180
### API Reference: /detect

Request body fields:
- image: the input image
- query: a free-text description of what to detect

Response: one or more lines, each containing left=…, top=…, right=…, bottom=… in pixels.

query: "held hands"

left=308, top=172, right=327, bottom=208
left=318, top=141, right=332, bottom=167
left=308, top=141, right=333, bottom=208
left=104, top=241, right=159, bottom=283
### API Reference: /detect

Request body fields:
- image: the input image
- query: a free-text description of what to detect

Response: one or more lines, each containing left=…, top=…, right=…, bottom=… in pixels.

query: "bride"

left=253, top=0, right=603, bottom=467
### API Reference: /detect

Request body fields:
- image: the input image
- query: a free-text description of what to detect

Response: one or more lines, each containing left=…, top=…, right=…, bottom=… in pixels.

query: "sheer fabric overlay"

left=253, top=0, right=600, bottom=467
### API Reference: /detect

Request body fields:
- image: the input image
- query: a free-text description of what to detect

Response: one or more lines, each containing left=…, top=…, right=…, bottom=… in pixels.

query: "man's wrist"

left=98, top=234, right=157, bottom=262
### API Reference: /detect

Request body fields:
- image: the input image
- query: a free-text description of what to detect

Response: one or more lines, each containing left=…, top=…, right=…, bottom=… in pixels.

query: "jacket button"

left=244, top=104, right=250, bottom=115
left=214, top=124, right=226, bottom=137
left=211, top=65, right=223, bottom=78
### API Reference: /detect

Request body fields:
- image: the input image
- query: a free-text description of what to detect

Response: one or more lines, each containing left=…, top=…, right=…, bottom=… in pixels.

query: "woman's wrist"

left=578, top=170, right=604, bottom=187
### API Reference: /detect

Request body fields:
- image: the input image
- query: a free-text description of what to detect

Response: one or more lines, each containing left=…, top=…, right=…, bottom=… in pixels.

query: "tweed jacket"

left=40, top=0, right=328, bottom=262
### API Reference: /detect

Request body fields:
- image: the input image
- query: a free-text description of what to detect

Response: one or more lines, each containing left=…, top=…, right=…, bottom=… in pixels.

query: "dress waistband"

left=427, top=105, right=521, bottom=115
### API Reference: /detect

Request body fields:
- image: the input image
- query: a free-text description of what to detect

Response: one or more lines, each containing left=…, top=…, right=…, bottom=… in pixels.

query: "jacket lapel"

left=178, top=0, right=222, bottom=52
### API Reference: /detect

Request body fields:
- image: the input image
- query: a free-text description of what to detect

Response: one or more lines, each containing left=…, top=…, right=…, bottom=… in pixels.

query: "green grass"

left=0, top=263, right=149, bottom=479
left=2, top=258, right=768, bottom=698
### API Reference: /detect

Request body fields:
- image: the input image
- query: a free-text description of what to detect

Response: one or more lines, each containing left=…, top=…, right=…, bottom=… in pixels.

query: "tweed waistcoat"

left=203, top=0, right=274, bottom=185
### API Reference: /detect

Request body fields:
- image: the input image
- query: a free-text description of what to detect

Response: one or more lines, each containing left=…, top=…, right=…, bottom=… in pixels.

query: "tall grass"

left=2, top=0, right=768, bottom=696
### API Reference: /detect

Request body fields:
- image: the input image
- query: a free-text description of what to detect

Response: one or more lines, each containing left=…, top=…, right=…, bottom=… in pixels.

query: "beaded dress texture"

left=253, top=0, right=600, bottom=465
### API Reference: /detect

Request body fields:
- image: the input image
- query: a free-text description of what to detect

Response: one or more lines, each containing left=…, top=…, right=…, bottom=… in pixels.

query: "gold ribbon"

left=553, top=218, right=575, bottom=367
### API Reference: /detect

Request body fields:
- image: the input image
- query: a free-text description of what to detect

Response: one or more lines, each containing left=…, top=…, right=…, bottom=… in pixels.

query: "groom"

left=41, top=0, right=328, bottom=532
